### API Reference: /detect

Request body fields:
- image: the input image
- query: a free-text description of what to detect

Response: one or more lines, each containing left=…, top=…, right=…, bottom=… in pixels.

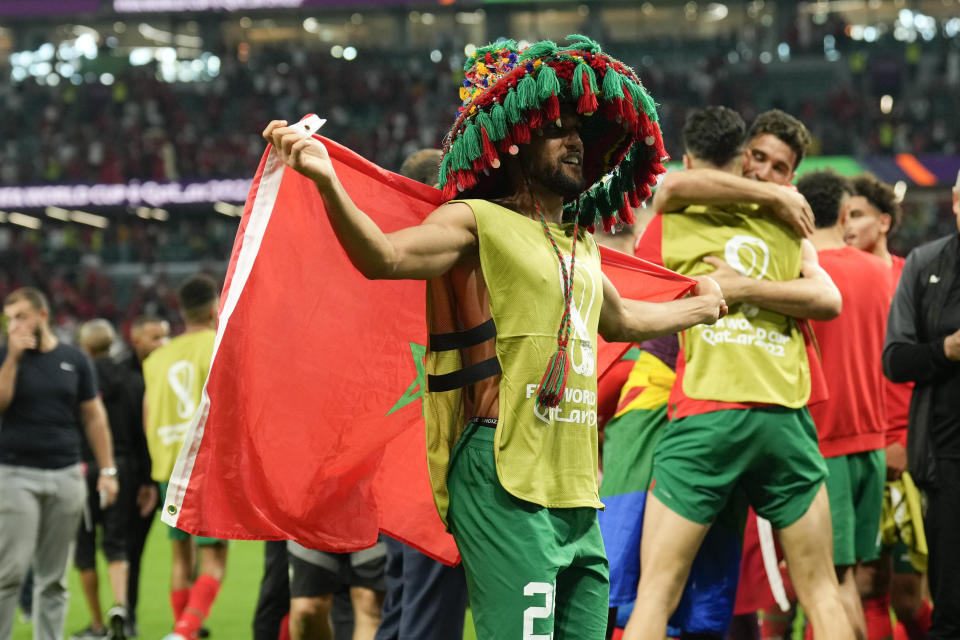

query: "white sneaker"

left=107, top=605, right=128, bottom=640
left=160, top=634, right=188, bottom=640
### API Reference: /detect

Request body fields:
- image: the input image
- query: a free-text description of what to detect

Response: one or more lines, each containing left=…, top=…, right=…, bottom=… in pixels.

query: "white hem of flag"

left=162, top=149, right=286, bottom=529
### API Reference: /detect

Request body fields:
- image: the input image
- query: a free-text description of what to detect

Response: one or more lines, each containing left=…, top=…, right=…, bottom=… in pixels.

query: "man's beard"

left=532, top=161, right=586, bottom=200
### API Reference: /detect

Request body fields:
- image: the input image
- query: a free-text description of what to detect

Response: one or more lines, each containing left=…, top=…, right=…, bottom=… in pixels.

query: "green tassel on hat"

left=517, top=73, right=539, bottom=111
left=462, top=121, right=483, bottom=161
left=570, top=60, right=598, bottom=100
left=537, top=64, right=561, bottom=101
left=562, top=34, right=602, bottom=54
left=488, top=102, right=508, bottom=141
left=520, top=40, right=558, bottom=61
left=503, top=89, right=523, bottom=125
left=601, top=68, right=625, bottom=101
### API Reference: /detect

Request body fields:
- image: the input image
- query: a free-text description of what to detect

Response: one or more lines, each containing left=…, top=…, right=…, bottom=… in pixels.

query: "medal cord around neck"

left=531, top=188, right=580, bottom=409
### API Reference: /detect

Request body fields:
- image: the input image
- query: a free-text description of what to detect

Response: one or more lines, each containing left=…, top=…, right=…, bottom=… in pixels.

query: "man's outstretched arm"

left=598, top=274, right=726, bottom=343
left=653, top=169, right=814, bottom=237
left=702, top=239, right=841, bottom=321
left=264, top=120, right=477, bottom=280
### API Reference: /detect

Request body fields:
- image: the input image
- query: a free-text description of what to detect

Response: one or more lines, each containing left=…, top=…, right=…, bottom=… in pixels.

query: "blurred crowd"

left=1, top=36, right=959, bottom=189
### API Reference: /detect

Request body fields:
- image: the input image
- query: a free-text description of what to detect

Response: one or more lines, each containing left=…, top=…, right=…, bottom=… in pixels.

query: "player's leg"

left=101, top=457, right=135, bottom=637
left=553, top=510, right=610, bottom=640
left=858, top=553, right=893, bottom=640
left=170, top=540, right=226, bottom=638
left=776, top=485, right=852, bottom=640
left=287, top=544, right=351, bottom=640
left=447, top=422, right=572, bottom=639
left=348, top=587, right=383, bottom=640
left=623, top=409, right=753, bottom=640
left=345, top=542, right=385, bottom=640
left=750, top=408, right=849, bottom=640
left=169, top=538, right=193, bottom=618
left=845, top=450, right=887, bottom=640
left=889, top=567, right=928, bottom=640
left=621, top=494, right=710, bottom=640
left=73, top=465, right=106, bottom=637
left=290, top=595, right=334, bottom=640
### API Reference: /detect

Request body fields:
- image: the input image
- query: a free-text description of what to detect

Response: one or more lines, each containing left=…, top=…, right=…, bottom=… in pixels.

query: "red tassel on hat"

left=511, top=121, right=531, bottom=144
left=618, top=196, right=635, bottom=225
left=480, top=127, right=499, bottom=168
left=528, top=108, right=543, bottom=129
left=544, top=94, right=560, bottom=122
left=627, top=188, right=643, bottom=209
left=578, top=73, right=598, bottom=115
left=497, top=130, right=515, bottom=153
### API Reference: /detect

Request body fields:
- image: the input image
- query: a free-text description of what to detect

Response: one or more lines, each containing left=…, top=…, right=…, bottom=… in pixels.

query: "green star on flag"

left=387, top=342, right=426, bottom=416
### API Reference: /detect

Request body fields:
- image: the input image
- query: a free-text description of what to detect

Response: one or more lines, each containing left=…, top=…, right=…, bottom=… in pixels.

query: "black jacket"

left=883, top=232, right=960, bottom=489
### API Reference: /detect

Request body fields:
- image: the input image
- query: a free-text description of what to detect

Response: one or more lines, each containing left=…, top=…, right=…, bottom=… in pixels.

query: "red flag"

left=595, top=244, right=696, bottom=387
left=163, top=133, right=693, bottom=566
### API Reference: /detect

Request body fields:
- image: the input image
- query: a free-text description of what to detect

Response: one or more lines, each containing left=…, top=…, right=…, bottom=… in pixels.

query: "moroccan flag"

left=162, top=131, right=694, bottom=566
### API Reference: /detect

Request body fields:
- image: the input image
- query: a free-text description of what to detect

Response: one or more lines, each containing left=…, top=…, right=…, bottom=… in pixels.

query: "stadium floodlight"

left=214, top=201, right=236, bottom=216
left=45, top=206, right=70, bottom=221
left=0, top=211, right=7, bottom=223
left=69, top=210, right=110, bottom=229
left=9, top=213, right=41, bottom=229
left=136, top=207, right=151, bottom=219
left=151, top=208, right=169, bottom=221
left=343, top=47, right=357, bottom=61
left=894, top=181, right=908, bottom=203
left=880, top=95, right=893, bottom=114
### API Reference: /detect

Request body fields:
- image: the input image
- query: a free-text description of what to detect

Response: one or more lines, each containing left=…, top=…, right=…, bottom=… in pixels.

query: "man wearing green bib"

left=623, top=107, right=852, bottom=640
left=263, top=36, right=725, bottom=639
left=144, top=275, right=227, bottom=640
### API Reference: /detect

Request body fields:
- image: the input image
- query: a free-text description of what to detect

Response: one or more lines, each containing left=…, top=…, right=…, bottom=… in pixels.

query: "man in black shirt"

left=0, top=287, right=118, bottom=640
left=883, top=170, right=960, bottom=639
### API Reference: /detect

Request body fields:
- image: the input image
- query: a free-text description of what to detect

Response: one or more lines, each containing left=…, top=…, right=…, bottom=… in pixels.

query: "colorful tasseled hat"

left=439, top=34, right=668, bottom=231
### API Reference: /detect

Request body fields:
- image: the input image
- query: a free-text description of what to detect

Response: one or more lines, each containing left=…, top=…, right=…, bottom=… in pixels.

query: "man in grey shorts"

left=287, top=541, right=386, bottom=640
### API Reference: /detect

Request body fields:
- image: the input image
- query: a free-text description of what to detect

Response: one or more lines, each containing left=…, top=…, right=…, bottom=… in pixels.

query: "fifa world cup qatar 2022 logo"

left=724, top=234, right=770, bottom=317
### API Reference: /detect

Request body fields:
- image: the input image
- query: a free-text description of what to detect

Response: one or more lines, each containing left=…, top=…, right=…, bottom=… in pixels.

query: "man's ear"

left=879, top=212, right=892, bottom=235
left=682, top=154, right=692, bottom=170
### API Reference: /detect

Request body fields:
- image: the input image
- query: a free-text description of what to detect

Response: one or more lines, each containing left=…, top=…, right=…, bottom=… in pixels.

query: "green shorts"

left=158, top=482, right=226, bottom=546
left=824, top=450, right=885, bottom=566
left=651, top=407, right=827, bottom=530
left=447, top=421, right=608, bottom=640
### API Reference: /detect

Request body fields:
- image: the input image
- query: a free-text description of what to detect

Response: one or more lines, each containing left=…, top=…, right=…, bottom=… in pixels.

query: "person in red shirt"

left=798, top=170, right=892, bottom=640
left=844, top=174, right=931, bottom=640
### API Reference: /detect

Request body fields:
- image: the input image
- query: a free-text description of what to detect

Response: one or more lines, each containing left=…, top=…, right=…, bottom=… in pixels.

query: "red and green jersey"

left=808, top=247, right=890, bottom=457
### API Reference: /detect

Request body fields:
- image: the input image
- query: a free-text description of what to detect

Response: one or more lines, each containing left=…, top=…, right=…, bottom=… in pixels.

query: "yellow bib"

left=425, top=200, right=604, bottom=524
left=662, top=205, right=810, bottom=407
left=143, top=330, right=215, bottom=482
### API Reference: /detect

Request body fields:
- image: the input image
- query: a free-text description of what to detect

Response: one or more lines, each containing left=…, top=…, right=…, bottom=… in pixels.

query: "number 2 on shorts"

left=522, top=581, right=556, bottom=640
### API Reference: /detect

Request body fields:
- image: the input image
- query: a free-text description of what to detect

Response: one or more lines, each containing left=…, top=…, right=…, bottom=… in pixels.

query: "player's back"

left=809, top=246, right=890, bottom=457
left=143, top=329, right=216, bottom=482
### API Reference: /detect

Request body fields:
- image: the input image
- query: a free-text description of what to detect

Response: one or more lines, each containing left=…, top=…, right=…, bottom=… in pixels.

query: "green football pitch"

left=13, top=515, right=479, bottom=640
